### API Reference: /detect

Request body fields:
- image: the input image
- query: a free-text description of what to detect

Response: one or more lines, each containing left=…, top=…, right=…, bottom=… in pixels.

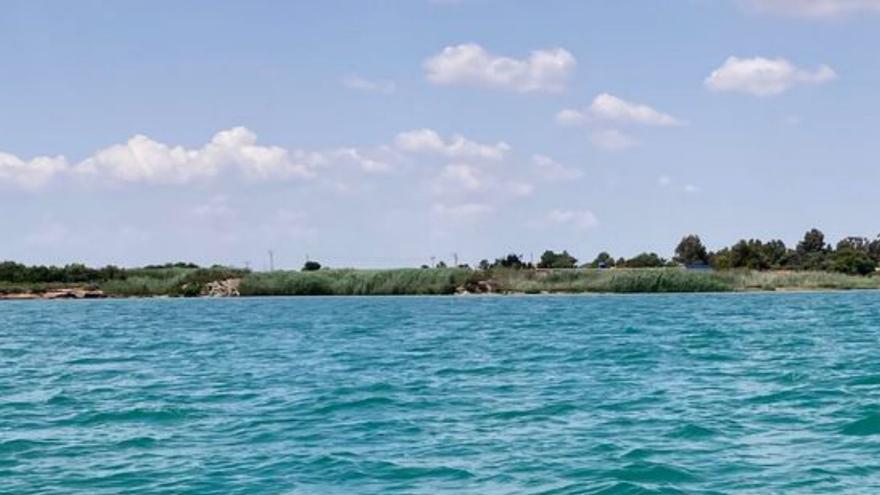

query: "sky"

left=1, top=0, right=879, bottom=269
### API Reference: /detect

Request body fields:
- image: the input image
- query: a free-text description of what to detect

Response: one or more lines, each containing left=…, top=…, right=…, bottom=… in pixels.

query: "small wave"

left=667, top=423, right=718, bottom=439
left=840, top=413, right=880, bottom=436
left=586, top=481, right=668, bottom=495
left=47, top=392, right=76, bottom=405
left=611, top=461, right=699, bottom=484
left=69, top=407, right=196, bottom=426
left=848, top=375, right=880, bottom=386
left=372, top=461, right=474, bottom=481
left=67, top=356, right=138, bottom=366
left=0, top=439, right=50, bottom=455
left=485, top=402, right=577, bottom=420
left=312, top=396, right=396, bottom=415
left=114, top=436, right=158, bottom=449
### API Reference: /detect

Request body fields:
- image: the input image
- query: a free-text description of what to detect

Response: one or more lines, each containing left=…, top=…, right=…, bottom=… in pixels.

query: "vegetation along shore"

left=2, top=229, right=879, bottom=299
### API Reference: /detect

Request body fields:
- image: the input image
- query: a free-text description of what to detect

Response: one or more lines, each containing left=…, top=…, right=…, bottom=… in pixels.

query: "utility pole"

left=268, top=250, right=275, bottom=272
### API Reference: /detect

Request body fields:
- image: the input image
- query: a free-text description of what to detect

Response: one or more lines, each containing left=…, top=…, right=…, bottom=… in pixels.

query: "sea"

left=3, top=292, right=880, bottom=494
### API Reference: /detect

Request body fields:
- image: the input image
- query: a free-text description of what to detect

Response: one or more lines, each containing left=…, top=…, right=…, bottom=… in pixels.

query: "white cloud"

left=441, top=163, right=486, bottom=190
left=545, top=209, right=599, bottom=230
left=705, top=56, right=836, bottom=96
left=684, top=184, right=701, bottom=193
left=658, top=175, right=672, bottom=187
left=0, top=127, right=404, bottom=189
left=747, top=0, right=880, bottom=17
left=532, top=154, right=583, bottom=181
left=588, top=93, right=683, bottom=126
left=77, top=127, right=321, bottom=184
left=342, top=75, right=396, bottom=94
left=555, top=108, right=586, bottom=126
left=424, top=43, right=575, bottom=93
left=332, top=148, right=391, bottom=173
left=394, top=128, right=510, bottom=160
left=0, top=152, right=68, bottom=189
left=590, top=129, right=638, bottom=151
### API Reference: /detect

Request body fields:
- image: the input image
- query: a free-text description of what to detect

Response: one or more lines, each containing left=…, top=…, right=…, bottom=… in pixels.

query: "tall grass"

left=98, top=267, right=250, bottom=297
left=491, top=268, right=733, bottom=293
left=238, top=268, right=473, bottom=296
left=721, top=270, right=880, bottom=291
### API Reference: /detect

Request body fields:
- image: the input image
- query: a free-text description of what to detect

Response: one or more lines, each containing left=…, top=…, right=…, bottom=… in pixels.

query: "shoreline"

left=3, top=285, right=879, bottom=301
left=3, top=267, right=880, bottom=300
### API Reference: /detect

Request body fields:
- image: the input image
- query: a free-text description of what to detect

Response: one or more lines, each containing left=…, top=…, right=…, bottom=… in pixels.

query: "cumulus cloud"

left=532, top=154, right=583, bottom=181
left=0, top=127, right=400, bottom=189
left=746, top=0, right=880, bottom=17
left=556, top=108, right=586, bottom=126
left=394, top=129, right=510, bottom=160
left=588, top=93, right=683, bottom=126
left=440, top=163, right=486, bottom=191
left=424, top=43, right=575, bottom=93
left=332, top=148, right=392, bottom=173
left=75, top=127, right=322, bottom=183
left=590, top=130, right=638, bottom=151
left=705, top=56, right=836, bottom=96
left=342, top=75, right=396, bottom=94
left=545, top=209, right=599, bottom=230
left=0, top=152, right=69, bottom=189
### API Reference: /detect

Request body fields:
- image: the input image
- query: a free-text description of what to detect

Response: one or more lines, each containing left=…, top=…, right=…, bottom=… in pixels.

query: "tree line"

left=478, top=229, right=880, bottom=276
left=1, top=228, right=878, bottom=284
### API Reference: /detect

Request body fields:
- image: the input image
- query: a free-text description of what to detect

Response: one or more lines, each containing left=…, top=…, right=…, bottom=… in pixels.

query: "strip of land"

left=2, top=267, right=879, bottom=299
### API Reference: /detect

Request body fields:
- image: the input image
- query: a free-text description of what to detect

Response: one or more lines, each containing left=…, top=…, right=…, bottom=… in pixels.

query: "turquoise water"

left=3, top=293, right=880, bottom=494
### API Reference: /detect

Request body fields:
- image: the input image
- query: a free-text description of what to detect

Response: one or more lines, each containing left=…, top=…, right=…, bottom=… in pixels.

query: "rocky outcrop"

left=203, top=278, right=241, bottom=297
left=0, top=288, right=106, bottom=300
left=456, top=279, right=501, bottom=295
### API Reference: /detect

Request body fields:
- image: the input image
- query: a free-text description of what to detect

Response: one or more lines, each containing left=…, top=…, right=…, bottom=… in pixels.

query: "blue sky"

left=1, top=0, right=879, bottom=268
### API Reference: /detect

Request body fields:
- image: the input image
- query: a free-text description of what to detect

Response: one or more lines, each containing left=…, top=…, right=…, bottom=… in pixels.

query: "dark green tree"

left=869, top=236, right=880, bottom=263
left=831, top=248, right=877, bottom=275
left=538, top=250, right=577, bottom=269
left=302, top=261, right=322, bottom=271
left=795, top=228, right=829, bottom=270
left=674, top=235, right=709, bottom=265
left=589, top=252, right=615, bottom=268
left=493, top=254, right=526, bottom=269
left=729, top=239, right=770, bottom=270
left=623, top=252, right=667, bottom=268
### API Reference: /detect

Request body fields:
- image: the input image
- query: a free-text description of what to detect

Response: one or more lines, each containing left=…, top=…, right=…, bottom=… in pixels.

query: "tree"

left=837, top=237, right=870, bottom=253
left=831, top=248, right=877, bottom=275
left=797, top=228, right=827, bottom=255
left=795, top=228, right=829, bottom=270
left=478, top=259, right=491, bottom=270
left=492, top=254, right=526, bottom=269
left=763, top=239, right=790, bottom=269
left=302, top=261, right=322, bottom=271
left=870, top=236, right=880, bottom=263
left=622, top=252, right=666, bottom=268
left=537, top=250, right=577, bottom=269
left=589, top=252, right=615, bottom=268
left=710, top=248, right=732, bottom=270
left=674, top=235, right=709, bottom=265
left=729, top=239, right=770, bottom=270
